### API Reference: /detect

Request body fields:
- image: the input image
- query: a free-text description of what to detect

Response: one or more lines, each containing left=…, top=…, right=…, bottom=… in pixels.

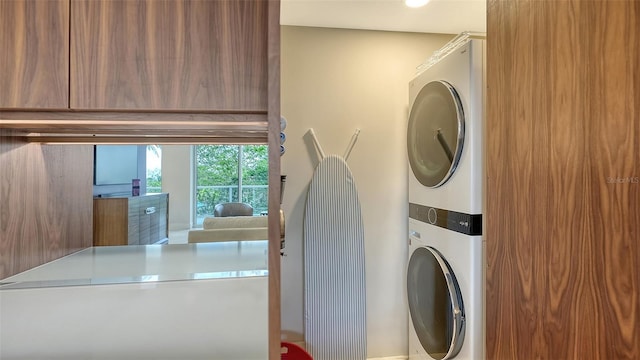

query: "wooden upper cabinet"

left=0, top=0, right=69, bottom=109
left=70, top=0, right=268, bottom=111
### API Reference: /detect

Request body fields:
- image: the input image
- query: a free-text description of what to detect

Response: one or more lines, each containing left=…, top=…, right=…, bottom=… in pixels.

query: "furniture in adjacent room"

left=93, top=193, right=169, bottom=246
left=214, top=202, right=255, bottom=217
left=188, top=211, right=285, bottom=245
left=188, top=215, right=268, bottom=243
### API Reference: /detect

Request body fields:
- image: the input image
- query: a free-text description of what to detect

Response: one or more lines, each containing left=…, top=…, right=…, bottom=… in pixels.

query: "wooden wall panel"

left=0, top=0, right=69, bottom=109
left=0, top=130, right=93, bottom=279
left=266, top=0, right=281, bottom=358
left=486, top=0, right=639, bottom=358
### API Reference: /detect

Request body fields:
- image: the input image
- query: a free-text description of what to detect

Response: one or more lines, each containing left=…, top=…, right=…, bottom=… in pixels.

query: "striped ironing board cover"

left=304, top=154, right=367, bottom=360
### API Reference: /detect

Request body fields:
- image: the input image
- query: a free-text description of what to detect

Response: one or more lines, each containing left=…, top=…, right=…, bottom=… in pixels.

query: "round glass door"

left=407, top=80, right=465, bottom=188
left=407, top=246, right=465, bottom=360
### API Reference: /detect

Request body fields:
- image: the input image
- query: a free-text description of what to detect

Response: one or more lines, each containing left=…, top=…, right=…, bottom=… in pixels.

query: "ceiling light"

left=405, top=0, right=430, bottom=8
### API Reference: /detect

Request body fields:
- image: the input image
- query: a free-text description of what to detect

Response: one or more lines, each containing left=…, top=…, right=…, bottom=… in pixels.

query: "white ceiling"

left=280, top=0, right=486, bottom=35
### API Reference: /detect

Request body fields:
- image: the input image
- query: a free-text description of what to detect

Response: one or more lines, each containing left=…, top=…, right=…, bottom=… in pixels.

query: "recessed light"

left=405, top=0, right=430, bottom=8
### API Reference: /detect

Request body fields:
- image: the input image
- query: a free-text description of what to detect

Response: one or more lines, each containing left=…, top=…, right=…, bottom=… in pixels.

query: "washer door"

left=407, top=80, right=465, bottom=188
left=407, top=246, right=465, bottom=360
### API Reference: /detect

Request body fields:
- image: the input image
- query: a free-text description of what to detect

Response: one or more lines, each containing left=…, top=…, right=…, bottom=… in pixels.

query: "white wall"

left=280, top=26, right=451, bottom=357
left=161, top=145, right=193, bottom=231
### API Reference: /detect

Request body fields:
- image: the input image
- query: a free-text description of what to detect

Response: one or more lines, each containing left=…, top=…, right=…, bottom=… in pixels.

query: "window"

left=146, top=145, right=162, bottom=193
left=193, top=145, right=268, bottom=226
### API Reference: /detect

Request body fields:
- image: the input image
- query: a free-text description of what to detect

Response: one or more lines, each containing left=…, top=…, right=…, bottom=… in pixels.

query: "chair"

left=213, top=202, right=254, bottom=217
left=281, top=342, right=313, bottom=360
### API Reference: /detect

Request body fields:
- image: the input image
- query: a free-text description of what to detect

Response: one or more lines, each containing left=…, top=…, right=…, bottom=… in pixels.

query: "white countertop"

left=1, top=241, right=268, bottom=289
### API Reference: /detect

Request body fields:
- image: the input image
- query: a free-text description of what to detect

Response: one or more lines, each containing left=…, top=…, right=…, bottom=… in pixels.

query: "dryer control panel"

left=409, top=203, right=482, bottom=236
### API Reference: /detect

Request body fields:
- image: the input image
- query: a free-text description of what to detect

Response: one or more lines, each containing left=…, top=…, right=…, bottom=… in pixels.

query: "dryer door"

left=407, top=80, right=464, bottom=188
left=407, top=246, right=465, bottom=360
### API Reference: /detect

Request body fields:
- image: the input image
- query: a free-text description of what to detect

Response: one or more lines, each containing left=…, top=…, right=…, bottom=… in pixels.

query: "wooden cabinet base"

left=93, top=193, right=169, bottom=246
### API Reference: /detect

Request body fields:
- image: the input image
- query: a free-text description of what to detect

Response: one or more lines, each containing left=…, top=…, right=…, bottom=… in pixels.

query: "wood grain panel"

left=486, top=0, right=639, bottom=358
left=0, top=0, right=69, bottom=109
left=71, top=0, right=268, bottom=111
left=0, top=110, right=269, bottom=142
left=22, top=136, right=268, bottom=145
left=138, top=196, right=152, bottom=245
left=587, top=2, right=640, bottom=357
left=0, top=130, right=93, bottom=279
left=93, top=198, right=129, bottom=246
left=266, top=0, right=281, bottom=358
left=157, top=193, right=169, bottom=241
left=128, top=200, right=140, bottom=245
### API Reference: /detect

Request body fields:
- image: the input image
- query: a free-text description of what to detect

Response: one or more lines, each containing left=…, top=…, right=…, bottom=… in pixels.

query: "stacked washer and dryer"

left=406, top=36, right=485, bottom=360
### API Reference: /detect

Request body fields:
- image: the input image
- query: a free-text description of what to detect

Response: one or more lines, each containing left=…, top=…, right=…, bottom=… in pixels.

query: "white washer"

left=408, top=218, right=483, bottom=360
left=407, top=37, right=485, bottom=360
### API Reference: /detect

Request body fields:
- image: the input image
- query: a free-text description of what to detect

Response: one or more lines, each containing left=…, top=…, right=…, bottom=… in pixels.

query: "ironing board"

left=303, top=129, right=367, bottom=360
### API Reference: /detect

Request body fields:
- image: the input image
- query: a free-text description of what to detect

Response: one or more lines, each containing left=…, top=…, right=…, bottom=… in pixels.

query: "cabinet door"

left=157, top=194, right=169, bottom=240
left=145, top=194, right=168, bottom=244
left=138, top=196, right=152, bottom=245
left=0, top=0, right=69, bottom=108
left=70, top=0, right=268, bottom=111
left=127, top=198, right=140, bottom=245
left=93, top=198, right=129, bottom=246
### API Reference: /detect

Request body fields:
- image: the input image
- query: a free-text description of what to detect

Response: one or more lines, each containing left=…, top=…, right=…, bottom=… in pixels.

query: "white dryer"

left=407, top=38, right=484, bottom=215
left=407, top=36, right=485, bottom=360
